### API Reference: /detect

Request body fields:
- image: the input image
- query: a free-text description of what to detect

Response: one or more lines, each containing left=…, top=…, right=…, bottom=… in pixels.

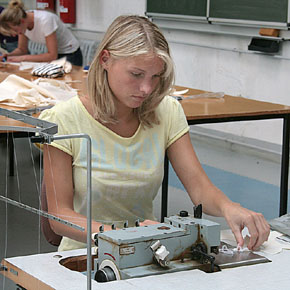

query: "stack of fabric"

left=0, top=74, right=78, bottom=108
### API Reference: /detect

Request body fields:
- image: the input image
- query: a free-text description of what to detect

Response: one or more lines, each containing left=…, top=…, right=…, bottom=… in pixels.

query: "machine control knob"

left=179, top=210, right=189, bottom=217
left=150, top=240, right=170, bottom=267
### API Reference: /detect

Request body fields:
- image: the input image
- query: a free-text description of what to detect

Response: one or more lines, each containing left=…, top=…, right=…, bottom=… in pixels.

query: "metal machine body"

left=94, top=211, right=220, bottom=282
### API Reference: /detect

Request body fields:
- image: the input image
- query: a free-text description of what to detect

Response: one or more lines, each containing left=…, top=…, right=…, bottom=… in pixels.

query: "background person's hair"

left=0, top=0, right=26, bottom=36
left=88, top=15, right=175, bottom=128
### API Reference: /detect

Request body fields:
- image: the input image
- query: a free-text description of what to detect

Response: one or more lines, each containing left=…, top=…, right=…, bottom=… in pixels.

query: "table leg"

left=16, top=285, right=27, bottom=290
left=161, top=154, right=169, bottom=222
left=279, top=115, right=290, bottom=216
left=8, top=133, right=14, bottom=177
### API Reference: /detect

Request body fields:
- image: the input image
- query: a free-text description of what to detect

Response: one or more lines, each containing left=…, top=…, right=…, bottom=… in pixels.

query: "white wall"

left=76, top=0, right=146, bottom=32
left=163, top=27, right=290, bottom=146
left=23, top=0, right=35, bottom=9
left=74, top=0, right=290, bottom=146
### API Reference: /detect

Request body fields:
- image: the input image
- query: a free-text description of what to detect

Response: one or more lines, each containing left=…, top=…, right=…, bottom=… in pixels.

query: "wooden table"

left=0, top=63, right=88, bottom=175
left=0, top=63, right=290, bottom=218
left=0, top=62, right=87, bottom=90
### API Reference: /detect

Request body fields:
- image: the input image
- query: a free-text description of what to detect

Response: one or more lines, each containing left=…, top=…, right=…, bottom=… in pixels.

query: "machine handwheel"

left=95, top=259, right=121, bottom=282
left=95, top=266, right=116, bottom=282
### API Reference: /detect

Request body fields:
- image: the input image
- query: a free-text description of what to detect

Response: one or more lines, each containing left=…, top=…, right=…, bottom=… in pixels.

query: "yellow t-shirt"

left=39, top=95, right=189, bottom=251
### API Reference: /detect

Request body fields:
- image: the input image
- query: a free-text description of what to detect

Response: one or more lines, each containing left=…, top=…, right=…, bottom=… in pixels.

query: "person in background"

left=0, top=6, right=18, bottom=53
left=0, top=0, right=82, bottom=66
left=39, top=15, right=270, bottom=252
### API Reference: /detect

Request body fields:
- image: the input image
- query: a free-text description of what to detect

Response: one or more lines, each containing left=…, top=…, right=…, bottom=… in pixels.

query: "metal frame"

left=161, top=113, right=290, bottom=221
left=0, top=108, right=93, bottom=290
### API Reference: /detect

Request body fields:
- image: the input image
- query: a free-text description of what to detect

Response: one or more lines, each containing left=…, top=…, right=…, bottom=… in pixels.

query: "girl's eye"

left=131, top=72, right=143, bottom=77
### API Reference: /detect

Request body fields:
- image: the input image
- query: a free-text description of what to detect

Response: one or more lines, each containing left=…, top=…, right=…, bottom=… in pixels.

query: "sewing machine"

left=91, top=206, right=268, bottom=283
left=0, top=206, right=273, bottom=289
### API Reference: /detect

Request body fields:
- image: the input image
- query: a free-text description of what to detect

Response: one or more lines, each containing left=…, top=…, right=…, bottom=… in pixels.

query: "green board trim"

left=147, top=0, right=290, bottom=26
left=209, top=0, right=288, bottom=23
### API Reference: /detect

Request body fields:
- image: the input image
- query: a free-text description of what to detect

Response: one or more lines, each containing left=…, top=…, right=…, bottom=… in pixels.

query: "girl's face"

left=101, top=50, right=164, bottom=111
left=9, top=20, right=26, bottom=36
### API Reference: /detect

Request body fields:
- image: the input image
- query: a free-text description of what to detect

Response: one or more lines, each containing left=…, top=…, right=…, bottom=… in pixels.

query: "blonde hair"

left=88, top=15, right=175, bottom=128
left=0, top=0, right=26, bottom=35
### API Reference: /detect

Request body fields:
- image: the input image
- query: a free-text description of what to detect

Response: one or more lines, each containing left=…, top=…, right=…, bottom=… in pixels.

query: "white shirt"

left=25, top=10, right=79, bottom=54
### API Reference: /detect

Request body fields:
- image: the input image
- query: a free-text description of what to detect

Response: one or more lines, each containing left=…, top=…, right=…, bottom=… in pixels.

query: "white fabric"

left=51, top=57, right=72, bottom=73
left=0, top=74, right=77, bottom=107
left=25, top=10, right=79, bottom=54
left=221, top=228, right=290, bottom=255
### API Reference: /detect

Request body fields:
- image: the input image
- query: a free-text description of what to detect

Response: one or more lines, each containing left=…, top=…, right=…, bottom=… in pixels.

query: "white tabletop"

left=3, top=241, right=290, bottom=290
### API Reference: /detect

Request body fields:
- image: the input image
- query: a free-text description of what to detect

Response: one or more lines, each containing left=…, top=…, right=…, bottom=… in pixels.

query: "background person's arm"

left=0, top=34, right=28, bottom=61
left=7, top=32, right=58, bottom=62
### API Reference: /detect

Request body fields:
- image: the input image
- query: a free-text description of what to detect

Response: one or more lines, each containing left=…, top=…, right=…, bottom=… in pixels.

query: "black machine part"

left=95, top=266, right=117, bottom=283
left=191, top=243, right=220, bottom=273
left=194, top=204, right=203, bottom=219
left=179, top=210, right=189, bottom=217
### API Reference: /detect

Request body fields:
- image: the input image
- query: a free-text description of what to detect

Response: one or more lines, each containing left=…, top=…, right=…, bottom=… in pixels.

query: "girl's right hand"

left=140, top=219, right=160, bottom=226
left=0, top=54, right=8, bottom=62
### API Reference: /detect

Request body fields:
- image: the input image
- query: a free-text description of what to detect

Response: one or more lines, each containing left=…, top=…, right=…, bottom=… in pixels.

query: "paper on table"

left=19, top=62, right=47, bottom=71
left=172, top=89, right=189, bottom=95
left=18, top=57, right=72, bottom=74
left=170, top=88, right=224, bottom=101
left=269, top=213, right=290, bottom=236
left=221, top=228, right=290, bottom=255
left=179, top=92, right=225, bottom=100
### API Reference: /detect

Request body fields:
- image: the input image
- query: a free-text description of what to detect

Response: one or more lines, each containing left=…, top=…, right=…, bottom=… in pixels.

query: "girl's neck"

left=116, top=108, right=136, bottom=123
left=26, top=12, right=34, bottom=30
left=80, top=95, right=139, bottom=138
left=114, top=98, right=137, bottom=123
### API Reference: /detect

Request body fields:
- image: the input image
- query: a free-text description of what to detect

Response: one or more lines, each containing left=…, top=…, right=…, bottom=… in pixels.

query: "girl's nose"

left=140, top=79, right=153, bottom=95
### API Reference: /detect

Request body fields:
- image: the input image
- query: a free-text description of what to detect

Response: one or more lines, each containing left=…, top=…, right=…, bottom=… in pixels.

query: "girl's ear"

left=100, top=50, right=111, bottom=69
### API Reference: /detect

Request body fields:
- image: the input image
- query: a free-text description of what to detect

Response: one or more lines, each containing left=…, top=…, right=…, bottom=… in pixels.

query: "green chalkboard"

left=146, top=0, right=207, bottom=18
left=209, top=0, right=289, bottom=24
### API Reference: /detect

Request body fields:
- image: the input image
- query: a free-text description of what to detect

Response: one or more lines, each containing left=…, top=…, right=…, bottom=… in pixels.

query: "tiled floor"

left=1, top=131, right=289, bottom=289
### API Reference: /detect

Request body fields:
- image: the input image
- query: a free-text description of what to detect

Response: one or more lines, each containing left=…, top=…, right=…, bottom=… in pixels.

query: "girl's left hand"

left=223, top=202, right=270, bottom=250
